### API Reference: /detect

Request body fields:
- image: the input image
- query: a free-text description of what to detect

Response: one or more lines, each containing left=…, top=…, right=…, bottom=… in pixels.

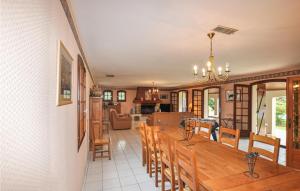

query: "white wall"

left=252, top=85, right=258, bottom=133
left=0, top=1, right=92, bottom=190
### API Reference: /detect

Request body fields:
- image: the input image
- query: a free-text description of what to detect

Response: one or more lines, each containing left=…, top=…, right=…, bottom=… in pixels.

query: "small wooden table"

left=155, top=126, right=300, bottom=191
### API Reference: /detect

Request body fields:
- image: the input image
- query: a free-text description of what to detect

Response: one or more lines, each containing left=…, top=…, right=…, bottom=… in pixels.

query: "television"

left=160, top=104, right=171, bottom=112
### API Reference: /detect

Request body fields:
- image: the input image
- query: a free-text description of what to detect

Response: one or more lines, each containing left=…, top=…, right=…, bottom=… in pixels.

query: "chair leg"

left=92, top=146, right=96, bottom=161
left=171, top=176, right=176, bottom=191
left=155, top=160, right=159, bottom=187
left=178, top=179, right=184, bottom=191
left=146, top=150, right=149, bottom=173
left=142, top=148, right=146, bottom=166
left=108, top=142, right=111, bottom=160
left=161, top=165, right=165, bottom=191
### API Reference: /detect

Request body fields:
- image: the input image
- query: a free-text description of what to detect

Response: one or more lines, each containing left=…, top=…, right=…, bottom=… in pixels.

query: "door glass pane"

left=293, top=80, right=300, bottom=149
left=178, top=91, right=187, bottom=112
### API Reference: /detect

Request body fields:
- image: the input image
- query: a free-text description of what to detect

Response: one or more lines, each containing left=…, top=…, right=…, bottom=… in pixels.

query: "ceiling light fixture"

left=193, top=32, right=230, bottom=82
left=148, top=82, right=159, bottom=96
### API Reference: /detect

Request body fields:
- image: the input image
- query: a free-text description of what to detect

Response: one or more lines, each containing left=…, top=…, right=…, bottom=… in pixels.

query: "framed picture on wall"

left=225, top=90, right=234, bottom=101
left=159, top=93, right=169, bottom=100
left=225, top=90, right=241, bottom=101
left=56, top=41, right=73, bottom=106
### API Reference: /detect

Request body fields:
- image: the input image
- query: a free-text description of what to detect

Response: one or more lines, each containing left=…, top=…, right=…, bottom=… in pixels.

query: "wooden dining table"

left=153, top=126, right=300, bottom=191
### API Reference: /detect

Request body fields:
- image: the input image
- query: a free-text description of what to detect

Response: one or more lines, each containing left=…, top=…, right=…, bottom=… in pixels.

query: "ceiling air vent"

left=105, top=74, right=115, bottom=78
left=212, top=25, right=238, bottom=35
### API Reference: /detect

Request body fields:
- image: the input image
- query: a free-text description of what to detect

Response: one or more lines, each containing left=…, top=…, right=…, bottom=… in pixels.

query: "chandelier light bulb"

left=218, top=66, right=222, bottom=75
left=193, top=65, right=198, bottom=75
left=225, top=63, right=230, bottom=72
left=207, top=61, right=212, bottom=72
left=202, top=68, right=206, bottom=77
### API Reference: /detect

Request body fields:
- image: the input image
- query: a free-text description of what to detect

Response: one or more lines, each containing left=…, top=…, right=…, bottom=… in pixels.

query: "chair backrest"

left=219, top=127, right=240, bottom=149
left=248, top=132, right=280, bottom=164
left=139, top=123, right=147, bottom=146
left=158, top=132, right=174, bottom=171
left=89, top=124, right=100, bottom=144
left=175, top=142, right=199, bottom=191
left=145, top=125, right=158, bottom=155
left=197, top=122, right=212, bottom=140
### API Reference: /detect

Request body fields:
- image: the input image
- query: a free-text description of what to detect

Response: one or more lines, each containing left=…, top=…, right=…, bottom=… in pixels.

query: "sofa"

left=147, top=112, right=194, bottom=127
left=109, top=109, right=132, bottom=130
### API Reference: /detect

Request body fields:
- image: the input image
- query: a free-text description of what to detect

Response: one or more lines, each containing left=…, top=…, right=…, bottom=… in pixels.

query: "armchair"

left=110, top=109, right=132, bottom=130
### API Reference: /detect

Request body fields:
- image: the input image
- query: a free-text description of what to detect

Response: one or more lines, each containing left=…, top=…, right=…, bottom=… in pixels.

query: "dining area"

left=139, top=121, right=300, bottom=191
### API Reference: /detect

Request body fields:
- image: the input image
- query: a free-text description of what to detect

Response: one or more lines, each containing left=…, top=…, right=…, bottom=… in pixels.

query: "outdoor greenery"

left=275, top=96, right=286, bottom=129
left=208, top=98, right=215, bottom=110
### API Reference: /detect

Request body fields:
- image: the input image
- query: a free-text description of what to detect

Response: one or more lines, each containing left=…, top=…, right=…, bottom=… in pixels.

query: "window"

left=103, top=90, right=113, bottom=101
left=178, top=90, right=188, bottom=112
left=117, top=90, right=126, bottom=102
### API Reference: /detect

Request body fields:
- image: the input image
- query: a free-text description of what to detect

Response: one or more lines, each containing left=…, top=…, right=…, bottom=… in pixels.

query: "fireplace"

left=141, top=104, right=156, bottom=114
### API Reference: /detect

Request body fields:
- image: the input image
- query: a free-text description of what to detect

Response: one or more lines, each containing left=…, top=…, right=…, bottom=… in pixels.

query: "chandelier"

left=193, top=32, right=230, bottom=82
left=148, top=82, right=159, bottom=95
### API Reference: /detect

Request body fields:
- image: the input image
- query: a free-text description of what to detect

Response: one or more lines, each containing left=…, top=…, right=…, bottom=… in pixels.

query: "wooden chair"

left=197, top=122, right=212, bottom=140
left=248, top=132, right=280, bottom=164
left=90, top=125, right=111, bottom=161
left=146, top=125, right=161, bottom=187
left=158, top=132, right=177, bottom=191
left=139, top=123, right=148, bottom=169
left=218, top=127, right=240, bottom=149
left=175, top=142, right=199, bottom=191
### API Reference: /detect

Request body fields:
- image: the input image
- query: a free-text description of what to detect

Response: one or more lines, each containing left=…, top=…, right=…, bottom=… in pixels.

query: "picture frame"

left=56, top=41, right=73, bottom=106
left=225, top=90, right=241, bottom=101
left=145, top=91, right=151, bottom=101
left=225, top=90, right=234, bottom=101
left=159, top=93, right=169, bottom=100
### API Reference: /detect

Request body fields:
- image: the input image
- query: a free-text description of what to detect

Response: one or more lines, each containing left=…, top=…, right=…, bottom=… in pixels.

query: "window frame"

left=117, top=90, right=126, bottom=102
left=103, top=90, right=113, bottom=102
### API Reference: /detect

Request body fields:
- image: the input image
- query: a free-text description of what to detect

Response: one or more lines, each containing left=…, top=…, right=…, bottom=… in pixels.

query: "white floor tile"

left=122, top=184, right=141, bottom=191
left=102, top=178, right=121, bottom=189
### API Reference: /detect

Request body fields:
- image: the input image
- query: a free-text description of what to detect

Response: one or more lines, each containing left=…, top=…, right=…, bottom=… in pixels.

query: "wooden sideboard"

left=89, top=97, right=102, bottom=149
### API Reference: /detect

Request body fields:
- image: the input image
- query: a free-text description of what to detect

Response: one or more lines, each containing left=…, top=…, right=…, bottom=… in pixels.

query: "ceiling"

left=71, top=0, right=300, bottom=87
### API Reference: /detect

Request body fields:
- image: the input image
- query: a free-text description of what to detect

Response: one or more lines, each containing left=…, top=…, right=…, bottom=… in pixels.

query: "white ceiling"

left=71, top=0, right=300, bottom=87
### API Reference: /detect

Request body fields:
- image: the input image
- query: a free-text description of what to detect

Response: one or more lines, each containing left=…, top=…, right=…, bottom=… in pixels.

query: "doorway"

left=203, top=87, right=221, bottom=123
left=178, top=90, right=188, bottom=112
left=252, top=81, right=287, bottom=146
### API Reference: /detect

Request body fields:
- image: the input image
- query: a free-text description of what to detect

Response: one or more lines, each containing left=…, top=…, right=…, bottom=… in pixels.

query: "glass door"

left=287, top=77, right=300, bottom=169
left=234, top=84, right=251, bottom=137
left=170, top=92, right=178, bottom=112
left=192, top=89, right=203, bottom=117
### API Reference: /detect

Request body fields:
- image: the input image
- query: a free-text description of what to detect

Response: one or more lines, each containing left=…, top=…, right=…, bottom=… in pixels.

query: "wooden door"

left=192, top=89, right=203, bottom=117
left=287, top=77, right=300, bottom=169
left=234, top=84, right=251, bottom=137
left=170, top=92, right=178, bottom=112
left=77, top=55, right=86, bottom=150
left=90, top=98, right=102, bottom=139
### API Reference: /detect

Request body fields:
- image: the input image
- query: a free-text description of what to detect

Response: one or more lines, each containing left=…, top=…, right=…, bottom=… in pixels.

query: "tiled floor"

left=82, top=128, right=286, bottom=191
